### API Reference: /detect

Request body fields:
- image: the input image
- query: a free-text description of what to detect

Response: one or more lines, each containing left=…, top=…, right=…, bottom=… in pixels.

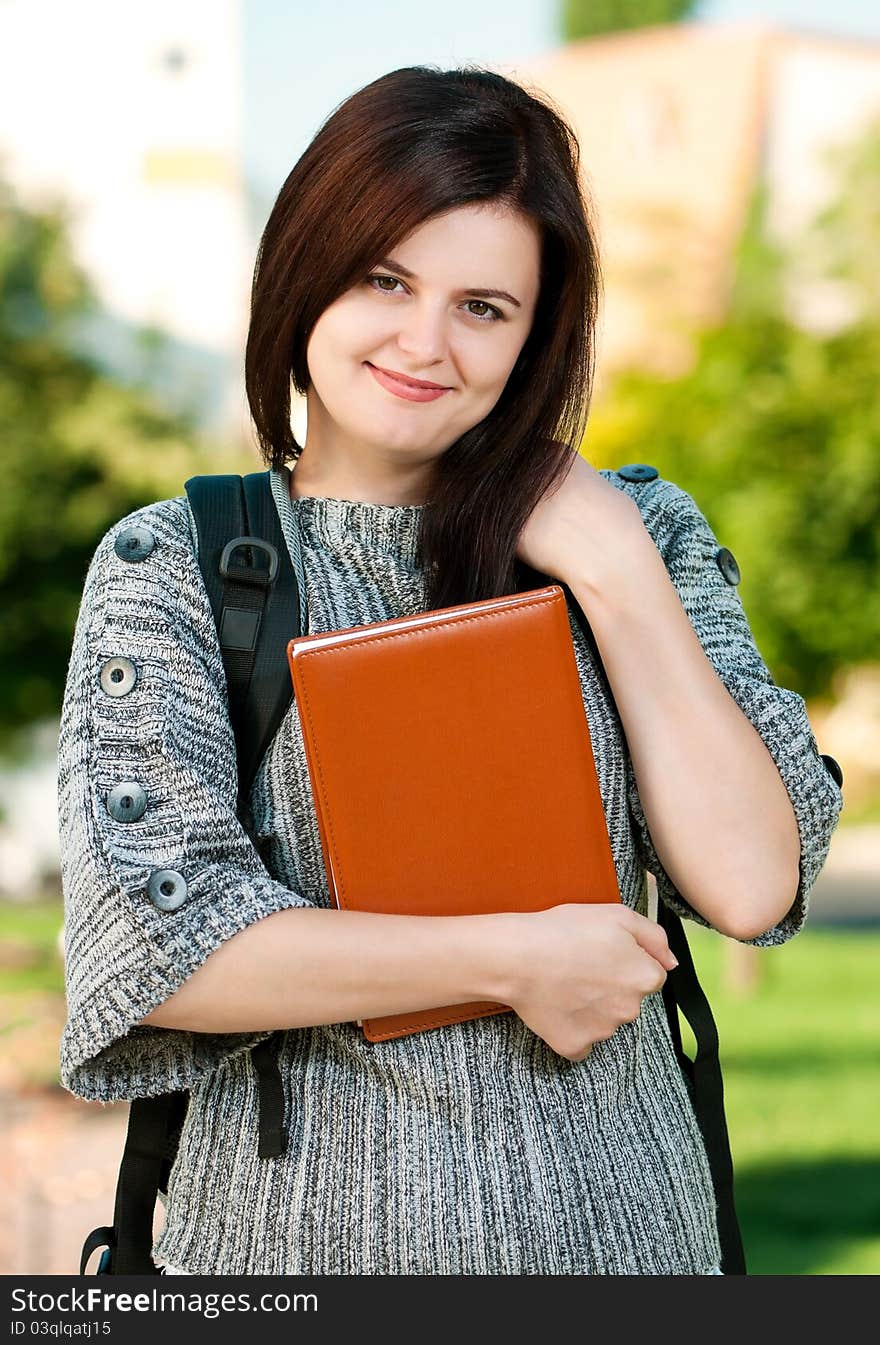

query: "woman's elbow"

left=717, top=877, right=800, bottom=942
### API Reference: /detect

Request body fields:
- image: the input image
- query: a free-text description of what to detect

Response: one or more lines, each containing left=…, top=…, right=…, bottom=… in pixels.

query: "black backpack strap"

left=184, top=469, right=300, bottom=1145
left=560, top=582, right=746, bottom=1276
left=251, top=1033, right=289, bottom=1157
left=657, top=900, right=746, bottom=1274
left=184, top=470, right=301, bottom=810
left=81, top=1091, right=188, bottom=1275
left=80, top=1225, right=115, bottom=1275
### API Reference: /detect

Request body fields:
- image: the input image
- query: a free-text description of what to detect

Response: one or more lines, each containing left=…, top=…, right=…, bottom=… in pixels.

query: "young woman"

left=57, top=65, right=843, bottom=1276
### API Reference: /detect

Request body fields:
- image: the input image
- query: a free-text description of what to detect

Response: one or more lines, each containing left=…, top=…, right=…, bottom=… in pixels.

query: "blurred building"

left=0, top=0, right=253, bottom=893
left=512, top=21, right=880, bottom=386
left=0, top=0, right=251, bottom=442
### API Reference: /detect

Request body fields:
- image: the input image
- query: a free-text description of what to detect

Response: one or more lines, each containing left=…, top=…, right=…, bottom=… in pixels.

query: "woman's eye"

left=463, top=299, right=503, bottom=323
left=367, top=273, right=403, bottom=295
left=366, top=274, right=503, bottom=323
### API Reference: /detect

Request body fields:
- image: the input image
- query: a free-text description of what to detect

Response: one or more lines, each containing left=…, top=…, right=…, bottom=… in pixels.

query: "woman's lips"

left=365, top=362, right=451, bottom=403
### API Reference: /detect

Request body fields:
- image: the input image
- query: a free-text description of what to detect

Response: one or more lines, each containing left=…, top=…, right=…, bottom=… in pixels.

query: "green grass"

left=681, top=923, right=880, bottom=1275
left=1, top=899, right=877, bottom=1273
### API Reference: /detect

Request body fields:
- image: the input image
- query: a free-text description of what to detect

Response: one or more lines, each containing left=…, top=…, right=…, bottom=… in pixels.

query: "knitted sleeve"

left=57, top=496, right=317, bottom=1103
left=624, top=482, right=844, bottom=948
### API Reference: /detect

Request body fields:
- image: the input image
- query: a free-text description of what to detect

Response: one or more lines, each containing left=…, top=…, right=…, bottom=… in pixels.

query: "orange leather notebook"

left=286, top=584, right=621, bottom=1043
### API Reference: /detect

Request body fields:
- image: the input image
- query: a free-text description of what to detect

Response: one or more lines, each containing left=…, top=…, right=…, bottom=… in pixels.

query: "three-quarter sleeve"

left=58, top=496, right=316, bottom=1102
left=624, top=483, right=844, bottom=948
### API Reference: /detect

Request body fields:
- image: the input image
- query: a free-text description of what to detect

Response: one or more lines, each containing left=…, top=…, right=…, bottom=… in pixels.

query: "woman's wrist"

left=467, top=910, right=528, bottom=1006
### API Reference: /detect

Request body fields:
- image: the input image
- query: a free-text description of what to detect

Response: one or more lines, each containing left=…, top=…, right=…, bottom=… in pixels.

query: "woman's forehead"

left=385, top=205, right=541, bottom=291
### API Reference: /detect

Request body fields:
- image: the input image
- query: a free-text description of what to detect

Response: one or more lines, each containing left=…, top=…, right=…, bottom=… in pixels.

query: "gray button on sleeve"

left=114, top=525, right=155, bottom=562
left=617, top=463, right=659, bottom=483
left=147, top=869, right=189, bottom=912
left=715, top=547, right=741, bottom=586
left=100, top=657, right=138, bottom=697
left=107, top=781, right=148, bottom=823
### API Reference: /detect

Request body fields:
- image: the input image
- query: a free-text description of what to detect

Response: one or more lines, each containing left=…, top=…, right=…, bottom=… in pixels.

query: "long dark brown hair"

left=245, top=64, right=602, bottom=610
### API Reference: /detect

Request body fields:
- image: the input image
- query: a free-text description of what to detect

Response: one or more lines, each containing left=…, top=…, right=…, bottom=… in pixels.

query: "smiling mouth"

left=364, top=362, right=453, bottom=403
left=365, top=362, right=450, bottom=391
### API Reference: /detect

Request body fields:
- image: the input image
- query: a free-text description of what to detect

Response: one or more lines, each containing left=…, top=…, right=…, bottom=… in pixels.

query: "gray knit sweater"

left=57, top=463, right=843, bottom=1275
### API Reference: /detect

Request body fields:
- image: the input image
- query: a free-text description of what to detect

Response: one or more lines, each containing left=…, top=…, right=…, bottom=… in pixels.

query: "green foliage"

left=561, top=0, right=697, bottom=42
left=0, top=177, right=248, bottom=755
left=587, top=129, right=880, bottom=701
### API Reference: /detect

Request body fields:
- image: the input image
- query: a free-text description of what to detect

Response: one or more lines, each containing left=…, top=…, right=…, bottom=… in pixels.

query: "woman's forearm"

left=138, top=905, right=518, bottom=1032
left=564, top=520, right=801, bottom=941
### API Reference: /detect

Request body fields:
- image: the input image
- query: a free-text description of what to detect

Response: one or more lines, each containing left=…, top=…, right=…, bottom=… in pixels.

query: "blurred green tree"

left=587, top=122, right=880, bottom=700
left=788, top=118, right=880, bottom=321
left=562, top=0, right=697, bottom=41
left=0, top=177, right=245, bottom=755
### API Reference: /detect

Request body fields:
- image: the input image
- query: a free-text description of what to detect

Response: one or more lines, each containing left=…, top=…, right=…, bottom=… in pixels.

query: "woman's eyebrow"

left=377, top=256, right=522, bottom=308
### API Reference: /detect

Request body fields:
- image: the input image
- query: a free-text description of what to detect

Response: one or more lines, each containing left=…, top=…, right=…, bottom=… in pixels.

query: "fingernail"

left=669, top=957, right=679, bottom=968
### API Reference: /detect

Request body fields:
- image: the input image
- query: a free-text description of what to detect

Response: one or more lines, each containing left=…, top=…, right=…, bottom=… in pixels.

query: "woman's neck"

left=286, top=457, right=431, bottom=507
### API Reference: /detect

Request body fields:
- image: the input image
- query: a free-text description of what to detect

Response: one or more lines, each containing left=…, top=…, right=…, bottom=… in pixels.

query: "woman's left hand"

left=515, top=451, right=644, bottom=586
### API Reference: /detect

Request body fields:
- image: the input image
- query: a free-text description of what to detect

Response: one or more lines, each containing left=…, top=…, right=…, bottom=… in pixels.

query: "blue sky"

left=244, top=0, right=880, bottom=211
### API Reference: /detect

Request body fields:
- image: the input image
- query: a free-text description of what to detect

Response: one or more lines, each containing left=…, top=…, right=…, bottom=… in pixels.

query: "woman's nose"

left=395, top=302, right=449, bottom=363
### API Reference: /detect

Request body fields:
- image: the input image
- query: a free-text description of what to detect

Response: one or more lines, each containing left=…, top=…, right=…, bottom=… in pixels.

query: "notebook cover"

left=286, top=584, right=620, bottom=1042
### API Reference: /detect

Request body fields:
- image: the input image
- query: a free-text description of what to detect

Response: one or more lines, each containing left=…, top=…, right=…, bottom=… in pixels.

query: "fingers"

left=636, top=952, right=671, bottom=996
left=621, top=908, right=679, bottom=971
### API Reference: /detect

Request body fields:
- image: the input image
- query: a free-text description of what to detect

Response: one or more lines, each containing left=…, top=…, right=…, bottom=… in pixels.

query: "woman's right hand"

left=501, top=903, right=678, bottom=1061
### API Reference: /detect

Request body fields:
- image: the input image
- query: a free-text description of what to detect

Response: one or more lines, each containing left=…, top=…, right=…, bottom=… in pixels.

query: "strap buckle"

left=219, top=536, right=279, bottom=586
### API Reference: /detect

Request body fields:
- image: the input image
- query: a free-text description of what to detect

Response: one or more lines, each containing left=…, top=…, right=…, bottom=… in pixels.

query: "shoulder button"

left=147, top=869, right=189, bottom=912
left=114, top=525, right=155, bottom=563
left=99, top=657, right=137, bottom=697
left=616, top=463, right=659, bottom=483
left=715, top=547, right=741, bottom=586
left=106, top=781, right=148, bottom=823
left=820, top=754, right=844, bottom=789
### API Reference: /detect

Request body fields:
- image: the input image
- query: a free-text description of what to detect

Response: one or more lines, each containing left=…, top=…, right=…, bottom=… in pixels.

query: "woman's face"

left=304, top=202, right=541, bottom=467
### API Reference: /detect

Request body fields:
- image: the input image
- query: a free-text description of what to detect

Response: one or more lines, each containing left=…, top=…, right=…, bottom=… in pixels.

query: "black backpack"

left=80, top=469, right=746, bottom=1276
